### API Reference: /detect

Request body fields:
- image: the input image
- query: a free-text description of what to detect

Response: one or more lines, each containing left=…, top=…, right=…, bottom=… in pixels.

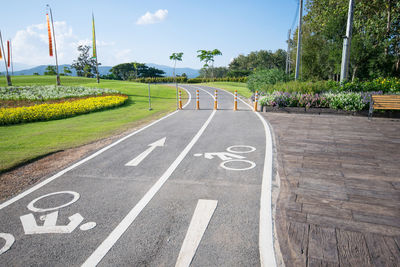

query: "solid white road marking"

left=226, top=145, right=256, bottom=154
left=0, top=87, right=192, bottom=211
left=204, top=152, right=245, bottom=161
left=80, top=222, right=97, bottom=231
left=81, top=110, right=217, bottom=267
left=220, top=159, right=256, bottom=171
left=27, top=191, right=80, bottom=212
left=125, top=137, right=166, bottom=166
left=0, top=233, right=15, bottom=255
left=20, top=211, right=84, bottom=234
left=203, top=86, right=277, bottom=267
left=189, top=85, right=215, bottom=100
left=175, top=199, right=218, bottom=267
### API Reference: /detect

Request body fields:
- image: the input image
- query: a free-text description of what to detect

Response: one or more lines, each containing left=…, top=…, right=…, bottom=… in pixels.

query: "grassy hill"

left=0, top=75, right=183, bottom=171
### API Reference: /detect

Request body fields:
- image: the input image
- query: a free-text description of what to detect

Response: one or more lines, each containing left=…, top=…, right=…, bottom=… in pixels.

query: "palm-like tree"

left=197, top=49, right=222, bottom=81
left=169, top=52, right=184, bottom=109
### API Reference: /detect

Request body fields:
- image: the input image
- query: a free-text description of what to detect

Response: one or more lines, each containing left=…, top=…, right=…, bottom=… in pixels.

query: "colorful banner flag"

left=7, top=40, right=10, bottom=67
left=92, top=14, right=97, bottom=59
left=47, top=13, right=53, bottom=57
left=0, top=42, right=2, bottom=60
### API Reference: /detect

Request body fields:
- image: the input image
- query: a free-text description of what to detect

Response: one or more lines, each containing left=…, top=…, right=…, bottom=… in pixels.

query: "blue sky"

left=0, top=0, right=299, bottom=69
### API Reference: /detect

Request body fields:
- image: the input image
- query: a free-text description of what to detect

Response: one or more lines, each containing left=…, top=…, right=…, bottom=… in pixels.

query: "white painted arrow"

left=125, top=137, right=166, bottom=167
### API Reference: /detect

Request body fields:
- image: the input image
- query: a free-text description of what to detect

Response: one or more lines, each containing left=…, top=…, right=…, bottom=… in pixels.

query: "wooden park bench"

left=369, top=95, right=400, bottom=119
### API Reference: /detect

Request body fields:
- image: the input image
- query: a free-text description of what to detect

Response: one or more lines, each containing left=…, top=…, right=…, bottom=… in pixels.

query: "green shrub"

left=187, top=77, right=248, bottom=83
left=130, top=77, right=188, bottom=83
left=247, top=69, right=289, bottom=92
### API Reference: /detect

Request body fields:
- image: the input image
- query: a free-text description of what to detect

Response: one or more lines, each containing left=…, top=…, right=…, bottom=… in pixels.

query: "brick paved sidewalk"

left=262, top=113, right=400, bottom=267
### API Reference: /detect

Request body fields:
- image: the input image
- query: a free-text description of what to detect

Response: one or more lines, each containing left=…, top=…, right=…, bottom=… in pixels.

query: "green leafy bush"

left=247, top=69, right=289, bottom=92
left=187, top=77, right=248, bottom=83
left=131, top=77, right=188, bottom=83
left=256, top=77, right=400, bottom=94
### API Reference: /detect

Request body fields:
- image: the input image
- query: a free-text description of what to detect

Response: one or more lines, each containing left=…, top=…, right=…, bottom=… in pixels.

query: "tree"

left=63, top=66, right=72, bottom=76
left=169, top=52, right=184, bottom=79
left=199, top=67, right=228, bottom=78
left=110, top=62, right=165, bottom=80
left=229, top=50, right=287, bottom=73
left=197, top=49, right=222, bottom=81
left=297, top=0, right=400, bottom=80
left=44, top=65, right=57, bottom=75
left=72, top=45, right=99, bottom=78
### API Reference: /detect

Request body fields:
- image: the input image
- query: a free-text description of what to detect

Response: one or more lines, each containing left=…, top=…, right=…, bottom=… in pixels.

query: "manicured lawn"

left=198, top=82, right=252, bottom=98
left=0, top=75, right=183, bottom=171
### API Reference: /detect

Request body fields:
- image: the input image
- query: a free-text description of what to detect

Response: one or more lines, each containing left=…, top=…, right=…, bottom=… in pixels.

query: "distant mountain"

left=146, top=63, right=199, bottom=78
left=2, top=63, right=199, bottom=78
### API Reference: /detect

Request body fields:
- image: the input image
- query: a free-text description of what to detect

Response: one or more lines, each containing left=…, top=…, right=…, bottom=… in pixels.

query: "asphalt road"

left=0, top=85, right=275, bottom=266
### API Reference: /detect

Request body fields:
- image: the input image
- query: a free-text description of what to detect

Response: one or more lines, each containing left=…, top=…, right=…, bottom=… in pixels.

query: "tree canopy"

left=109, top=63, right=165, bottom=80
left=293, top=0, right=400, bottom=80
left=71, top=45, right=99, bottom=78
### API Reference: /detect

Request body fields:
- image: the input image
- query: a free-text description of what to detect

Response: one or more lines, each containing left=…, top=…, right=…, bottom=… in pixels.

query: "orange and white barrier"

left=196, top=90, right=200, bottom=110
left=233, top=90, right=238, bottom=111
left=254, top=91, right=258, bottom=112
left=178, top=90, right=182, bottom=109
left=214, top=90, right=218, bottom=110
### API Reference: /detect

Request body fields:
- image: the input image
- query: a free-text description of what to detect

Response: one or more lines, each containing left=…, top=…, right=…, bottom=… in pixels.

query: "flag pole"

left=10, top=39, right=14, bottom=76
left=92, top=13, right=99, bottom=83
left=0, top=31, right=12, bottom=86
left=47, top=5, right=61, bottom=86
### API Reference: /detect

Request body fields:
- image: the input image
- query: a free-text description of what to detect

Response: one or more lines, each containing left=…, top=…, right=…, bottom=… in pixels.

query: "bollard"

left=178, top=90, right=183, bottom=110
left=214, top=90, right=218, bottom=110
left=196, top=90, right=200, bottom=110
left=233, top=90, right=238, bottom=111
left=253, top=91, right=258, bottom=112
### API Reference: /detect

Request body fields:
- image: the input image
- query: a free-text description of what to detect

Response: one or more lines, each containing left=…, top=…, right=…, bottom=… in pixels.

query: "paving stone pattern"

left=263, top=113, right=400, bottom=267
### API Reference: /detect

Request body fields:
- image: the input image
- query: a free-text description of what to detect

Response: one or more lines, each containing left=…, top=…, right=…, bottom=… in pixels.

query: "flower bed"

left=0, top=95, right=128, bottom=125
left=0, top=85, right=119, bottom=101
left=259, top=91, right=386, bottom=111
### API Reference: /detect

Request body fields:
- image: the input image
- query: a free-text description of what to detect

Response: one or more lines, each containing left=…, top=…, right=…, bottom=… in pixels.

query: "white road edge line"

left=204, top=86, right=276, bottom=267
left=186, top=85, right=215, bottom=100
left=175, top=199, right=218, bottom=267
left=0, top=87, right=192, bottom=211
left=81, top=109, right=217, bottom=267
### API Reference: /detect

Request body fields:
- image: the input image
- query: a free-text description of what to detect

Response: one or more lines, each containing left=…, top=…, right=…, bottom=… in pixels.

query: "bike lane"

left=0, top=86, right=220, bottom=266
left=95, top=87, right=269, bottom=266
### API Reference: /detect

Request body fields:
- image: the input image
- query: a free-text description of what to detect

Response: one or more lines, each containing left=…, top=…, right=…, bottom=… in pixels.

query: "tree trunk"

left=385, top=0, right=392, bottom=55
left=351, top=66, right=358, bottom=82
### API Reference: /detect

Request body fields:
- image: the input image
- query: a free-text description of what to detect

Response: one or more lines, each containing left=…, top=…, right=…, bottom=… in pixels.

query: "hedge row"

left=187, top=77, right=248, bottom=83
left=250, top=77, right=400, bottom=94
left=130, top=77, right=249, bottom=84
left=0, top=95, right=128, bottom=125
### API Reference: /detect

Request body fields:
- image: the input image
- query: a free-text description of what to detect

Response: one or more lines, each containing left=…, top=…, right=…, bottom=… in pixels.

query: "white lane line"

left=125, top=137, right=166, bottom=167
left=0, top=87, right=192, bottom=211
left=186, top=85, right=215, bottom=100
left=175, top=199, right=218, bottom=267
left=81, top=110, right=217, bottom=267
left=204, top=86, right=276, bottom=267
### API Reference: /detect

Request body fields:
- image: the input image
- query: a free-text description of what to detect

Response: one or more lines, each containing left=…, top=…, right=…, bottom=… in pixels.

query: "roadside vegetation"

left=0, top=75, right=184, bottom=172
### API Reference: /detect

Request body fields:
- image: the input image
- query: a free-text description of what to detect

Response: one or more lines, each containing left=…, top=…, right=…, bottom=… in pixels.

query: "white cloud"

left=136, top=9, right=168, bottom=25
left=11, top=22, right=115, bottom=66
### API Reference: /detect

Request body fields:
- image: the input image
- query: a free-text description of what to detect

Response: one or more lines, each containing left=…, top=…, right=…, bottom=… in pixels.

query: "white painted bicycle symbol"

left=194, top=145, right=257, bottom=171
left=0, top=191, right=96, bottom=256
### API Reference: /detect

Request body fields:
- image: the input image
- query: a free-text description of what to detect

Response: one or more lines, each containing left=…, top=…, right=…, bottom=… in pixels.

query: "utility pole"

left=286, top=29, right=291, bottom=74
left=340, top=0, right=355, bottom=84
left=295, top=0, right=303, bottom=81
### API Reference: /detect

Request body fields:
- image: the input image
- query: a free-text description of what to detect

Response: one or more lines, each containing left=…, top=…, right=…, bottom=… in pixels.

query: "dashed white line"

left=175, top=199, right=218, bottom=267
left=81, top=110, right=217, bottom=267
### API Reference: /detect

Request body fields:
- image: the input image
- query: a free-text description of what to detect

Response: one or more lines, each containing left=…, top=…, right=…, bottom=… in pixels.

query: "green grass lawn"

left=198, top=82, right=252, bottom=98
left=0, top=75, right=183, bottom=172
